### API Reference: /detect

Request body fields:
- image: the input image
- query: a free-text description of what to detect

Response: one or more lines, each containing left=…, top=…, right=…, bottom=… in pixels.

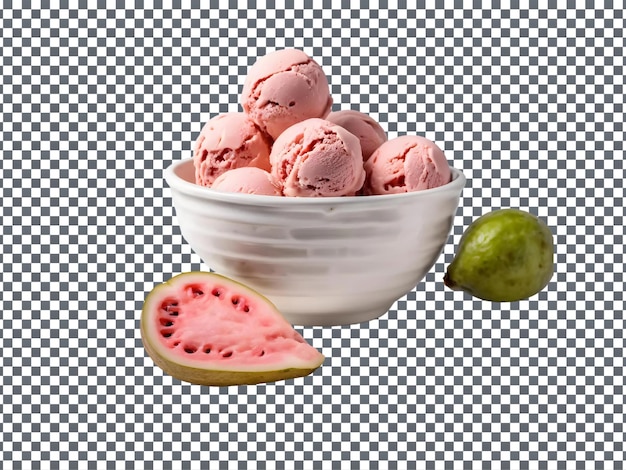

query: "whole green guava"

left=444, top=208, right=554, bottom=302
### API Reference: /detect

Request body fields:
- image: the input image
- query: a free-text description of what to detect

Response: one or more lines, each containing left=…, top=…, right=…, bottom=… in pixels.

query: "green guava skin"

left=444, top=209, right=554, bottom=302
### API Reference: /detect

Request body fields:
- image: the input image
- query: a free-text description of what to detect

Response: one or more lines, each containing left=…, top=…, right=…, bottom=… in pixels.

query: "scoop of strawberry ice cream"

left=211, top=167, right=281, bottom=196
left=326, top=110, right=387, bottom=161
left=241, top=49, right=333, bottom=140
left=193, top=113, right=271, bottom=187
left=270, top=118, right=365, bottom=197
left=363, top=135, right=451, bottom=195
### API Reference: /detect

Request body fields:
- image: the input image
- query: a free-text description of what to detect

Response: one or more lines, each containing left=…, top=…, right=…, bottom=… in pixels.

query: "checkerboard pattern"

left=2, top=2, right=624, bottom=468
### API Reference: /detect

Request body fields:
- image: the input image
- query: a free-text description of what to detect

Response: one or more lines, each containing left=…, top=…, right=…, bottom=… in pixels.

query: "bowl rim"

left=165, top=158, right=466, bottom=206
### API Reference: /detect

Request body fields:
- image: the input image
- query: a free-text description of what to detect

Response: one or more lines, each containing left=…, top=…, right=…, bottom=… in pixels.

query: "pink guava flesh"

left=156, top=282, right=318, bottom=366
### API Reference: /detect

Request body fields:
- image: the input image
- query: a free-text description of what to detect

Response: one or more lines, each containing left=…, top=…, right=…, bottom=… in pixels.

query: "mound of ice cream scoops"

left=193, top=48, right=452, bottom=197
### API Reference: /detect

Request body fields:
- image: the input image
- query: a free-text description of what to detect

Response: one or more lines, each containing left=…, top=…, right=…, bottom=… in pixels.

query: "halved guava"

left=140, top=272, right=324, bottom=386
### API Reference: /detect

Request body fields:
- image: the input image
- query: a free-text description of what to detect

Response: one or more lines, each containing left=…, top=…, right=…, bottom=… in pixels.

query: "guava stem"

left=443, top=272, right=461, bottom=291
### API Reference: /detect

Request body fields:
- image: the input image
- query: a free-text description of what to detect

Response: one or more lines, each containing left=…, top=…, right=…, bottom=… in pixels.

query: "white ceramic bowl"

left=165, top=159, right=466, bottom=326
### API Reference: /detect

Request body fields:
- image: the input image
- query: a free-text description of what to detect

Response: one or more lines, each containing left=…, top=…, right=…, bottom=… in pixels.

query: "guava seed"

left=188, top=285, right=204, bottom=297
left=161, top=299, right=178, bottom=311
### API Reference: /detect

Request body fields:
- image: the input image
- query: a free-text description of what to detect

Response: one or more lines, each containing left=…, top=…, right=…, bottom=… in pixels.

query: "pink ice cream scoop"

left=326, top=110, right=387, bottom=161
left=211, top=167, right=281, bottom=196
left=193, top=113, right=271, bottom=187
left=270, top=118, right=366, bottom=197
left=363, top=135, right=451, bottom=195
left=241, top=49, right=333, bottom=140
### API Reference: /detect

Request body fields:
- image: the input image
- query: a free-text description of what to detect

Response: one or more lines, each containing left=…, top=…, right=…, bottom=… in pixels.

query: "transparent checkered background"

left=2, top=1, right=624, bottom=468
